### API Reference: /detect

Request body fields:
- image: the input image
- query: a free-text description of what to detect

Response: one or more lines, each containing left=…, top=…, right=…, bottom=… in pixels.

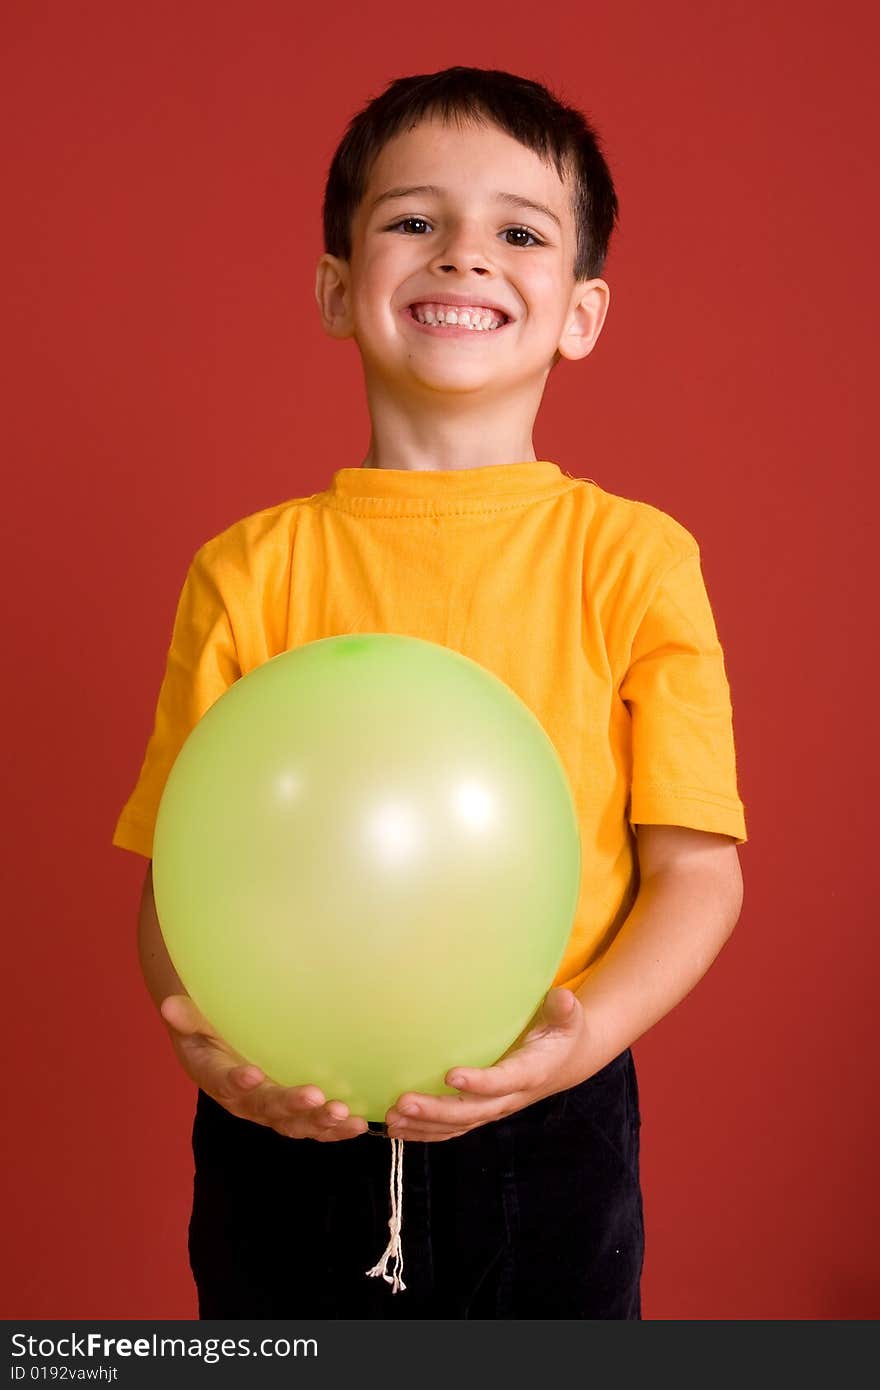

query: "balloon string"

left=365, top=1137, right=407, bottom=1293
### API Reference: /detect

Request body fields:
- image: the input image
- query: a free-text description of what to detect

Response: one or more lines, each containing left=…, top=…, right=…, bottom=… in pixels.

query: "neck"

left=359, top=370, right=543, bottom=472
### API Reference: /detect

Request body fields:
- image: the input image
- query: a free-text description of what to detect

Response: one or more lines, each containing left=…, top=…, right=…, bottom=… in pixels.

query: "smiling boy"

left=115, top=67, right=747, bottom=1318
left=316, top=114, right=609, bottom=474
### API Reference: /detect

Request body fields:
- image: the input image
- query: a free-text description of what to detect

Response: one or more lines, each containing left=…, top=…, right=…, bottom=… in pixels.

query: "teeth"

left=410, top=304, right=505, bottom=331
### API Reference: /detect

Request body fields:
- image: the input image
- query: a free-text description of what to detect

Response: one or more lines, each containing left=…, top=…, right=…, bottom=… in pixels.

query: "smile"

left=403, top=305, right=512, bottom=338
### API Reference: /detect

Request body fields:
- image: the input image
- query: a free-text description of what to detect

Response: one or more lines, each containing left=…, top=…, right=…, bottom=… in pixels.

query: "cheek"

left=524, top=266, right=567, bottom=307
left=359, top=240, right=415, bottom=284
left=352, top=254, right=409, bottom=319
left=530, top=285, right=575, bottom=340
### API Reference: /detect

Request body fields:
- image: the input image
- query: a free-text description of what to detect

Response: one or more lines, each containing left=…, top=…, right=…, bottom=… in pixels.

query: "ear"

left=314, top=254, right=355, bottom=339
left=556, top=279, right=610, bottom=363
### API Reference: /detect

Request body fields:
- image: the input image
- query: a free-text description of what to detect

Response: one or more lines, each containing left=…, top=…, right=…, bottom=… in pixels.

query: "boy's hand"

left=385, top=988, right=590, bottom=1142
left=159, top=994, right=369, bottom=1142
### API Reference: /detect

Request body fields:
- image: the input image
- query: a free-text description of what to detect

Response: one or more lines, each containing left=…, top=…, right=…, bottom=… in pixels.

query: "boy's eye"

left=503, top=225, right=544, bottom=248
left=391, top=217, right=432, bottom=236
left=388, top=217, right=544, bottom=248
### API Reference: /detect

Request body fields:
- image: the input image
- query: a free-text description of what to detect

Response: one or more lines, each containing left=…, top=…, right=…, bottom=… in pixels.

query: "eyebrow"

left=369, top=184, right=562, bottom=229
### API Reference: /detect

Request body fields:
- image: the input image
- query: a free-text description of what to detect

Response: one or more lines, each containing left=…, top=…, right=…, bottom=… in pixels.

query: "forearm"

left=574, top=864, right=743, bottom=1076
left=137, top=864, right=188, bottom=1011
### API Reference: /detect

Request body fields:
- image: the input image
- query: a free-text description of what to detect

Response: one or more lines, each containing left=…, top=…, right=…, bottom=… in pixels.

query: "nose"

left=437, top=262, right=489, bottom=276
left=428, top=218, right=492, bottom=276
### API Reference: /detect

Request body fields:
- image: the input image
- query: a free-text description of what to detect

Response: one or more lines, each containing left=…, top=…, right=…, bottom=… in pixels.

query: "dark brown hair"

left=322, top=66, right=619, bottom=282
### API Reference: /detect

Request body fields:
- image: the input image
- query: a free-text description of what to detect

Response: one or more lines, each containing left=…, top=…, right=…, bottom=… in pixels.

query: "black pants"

left=188, top=1048, right=644, bottom=1319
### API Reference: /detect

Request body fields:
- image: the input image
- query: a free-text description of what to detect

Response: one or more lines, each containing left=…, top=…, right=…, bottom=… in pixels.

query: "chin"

left=408, top=368, right=505, bottom=394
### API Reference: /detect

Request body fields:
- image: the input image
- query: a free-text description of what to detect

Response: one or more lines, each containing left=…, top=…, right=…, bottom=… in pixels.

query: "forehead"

left=361, top=116, right=572, bottom=224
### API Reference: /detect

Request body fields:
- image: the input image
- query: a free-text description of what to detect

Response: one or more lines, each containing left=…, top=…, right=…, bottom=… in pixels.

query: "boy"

left=113, top=66, right=746, bottom=1319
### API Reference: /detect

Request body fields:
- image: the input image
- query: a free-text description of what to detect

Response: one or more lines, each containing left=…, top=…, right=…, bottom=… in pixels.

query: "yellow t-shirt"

left=112, top=460, right=747, bottom=993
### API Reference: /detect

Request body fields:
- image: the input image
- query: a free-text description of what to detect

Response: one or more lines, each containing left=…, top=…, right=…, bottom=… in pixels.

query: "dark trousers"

left=188, top=1048, right=644, bottom=1319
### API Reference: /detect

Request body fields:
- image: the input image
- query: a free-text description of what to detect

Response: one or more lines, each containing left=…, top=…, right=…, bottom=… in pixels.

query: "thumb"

left=159, top=993, right=215, bottom=1038
left=539, top=987, right=579, bottom=1030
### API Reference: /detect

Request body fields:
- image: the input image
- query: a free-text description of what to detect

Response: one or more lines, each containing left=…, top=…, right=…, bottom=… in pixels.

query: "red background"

left=2, top=0, right=876, bottom=1320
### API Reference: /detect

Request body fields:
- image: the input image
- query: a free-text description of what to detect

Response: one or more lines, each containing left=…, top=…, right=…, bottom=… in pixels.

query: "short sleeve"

left=111, top=545, right=241, bottom=858
left=618, top=547, right=747, bottom=844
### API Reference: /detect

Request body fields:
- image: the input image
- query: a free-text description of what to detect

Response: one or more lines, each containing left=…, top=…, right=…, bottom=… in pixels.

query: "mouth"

left=403, top=302, right=513, bottom=337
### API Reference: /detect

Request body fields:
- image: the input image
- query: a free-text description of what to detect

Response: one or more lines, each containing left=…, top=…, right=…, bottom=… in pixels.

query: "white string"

left=365, top=1137, right=407, bottom=1293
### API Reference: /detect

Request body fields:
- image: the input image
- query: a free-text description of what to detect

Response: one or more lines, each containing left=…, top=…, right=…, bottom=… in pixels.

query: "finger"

left=160, top=994, right=217, bottom=1038
left=235, top=1081, right=324, bottom=1125
left=310, top=1115, right=369, bottom=1142
left=226, top=1073, right=319, bottom=1128
left=387, top=1091, right=514, bottom=1133
left=538, top=987, right=579, bottom=1029
left=281, top=1104, right=368, bottom=1142
left=284, top=1085, right=327, bottom=1112
left=497, top=990, right=583, bottom=1063
left=390, top=1126, right=468, bottom=1143
left=309, top=1100, right=352, bottom=1128
left=228, top=1065, right=266, bottom=1090
left=516, top=989, right=581, bottom=1046
left=443, top=1053, right=539, bottom=1098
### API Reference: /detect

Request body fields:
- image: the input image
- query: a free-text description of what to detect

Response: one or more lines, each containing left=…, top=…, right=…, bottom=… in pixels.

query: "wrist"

left=570, top=990, right=625, bottom=1083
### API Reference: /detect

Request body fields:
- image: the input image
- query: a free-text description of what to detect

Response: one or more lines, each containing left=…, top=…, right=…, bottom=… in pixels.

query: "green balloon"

left=152, top=634, right=581, bottom=1121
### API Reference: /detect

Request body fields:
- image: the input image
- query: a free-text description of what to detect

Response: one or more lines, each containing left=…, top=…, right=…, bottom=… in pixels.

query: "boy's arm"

left=136, top=863, right=368, bottom=1142
left=570, top=824, right=743, bottom=1070
left=137, top=863, right=187, bottom=1008
left=384, top=826, right=743, bottom=1140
